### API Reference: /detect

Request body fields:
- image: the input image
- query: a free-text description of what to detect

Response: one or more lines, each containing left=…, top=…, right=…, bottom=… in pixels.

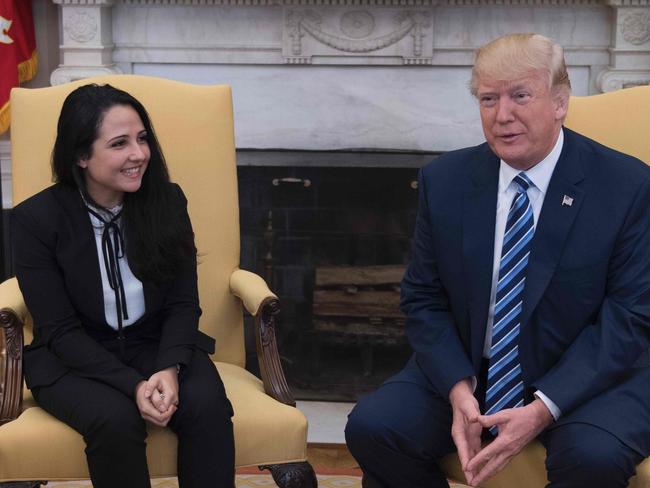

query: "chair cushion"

left=440, top=440, right=650, bottom=487
left=0, top=362, right=307, bottom=481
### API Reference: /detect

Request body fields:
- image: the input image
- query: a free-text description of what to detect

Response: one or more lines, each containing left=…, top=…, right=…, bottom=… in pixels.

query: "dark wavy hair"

left=52, top=83, right=196, bottom=283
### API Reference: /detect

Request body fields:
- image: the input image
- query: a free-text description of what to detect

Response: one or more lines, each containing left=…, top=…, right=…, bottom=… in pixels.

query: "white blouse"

left=88, top=206, right=146, bottom=330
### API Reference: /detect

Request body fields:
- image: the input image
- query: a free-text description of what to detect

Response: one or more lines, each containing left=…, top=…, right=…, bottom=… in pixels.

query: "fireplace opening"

left=238, top=152, right=436, bottom=401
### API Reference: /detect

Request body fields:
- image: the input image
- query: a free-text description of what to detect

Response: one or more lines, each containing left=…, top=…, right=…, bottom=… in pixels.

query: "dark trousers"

left=32, top=345, right=235, bottom=488
left=345, top=380, right=644, bottom=488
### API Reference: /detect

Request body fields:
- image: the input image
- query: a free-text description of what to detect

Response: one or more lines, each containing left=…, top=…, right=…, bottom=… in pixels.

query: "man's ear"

left=554, top=89, right=570, bottom=121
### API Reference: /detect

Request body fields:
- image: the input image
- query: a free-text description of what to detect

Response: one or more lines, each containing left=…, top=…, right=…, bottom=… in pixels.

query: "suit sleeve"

left=12, top=204, right=145, bottom=398
left=154, top=184, right=203, bottom=372
left=533, top=175, right=650, bottom=414
left=400, top=168, right=475, bottom=399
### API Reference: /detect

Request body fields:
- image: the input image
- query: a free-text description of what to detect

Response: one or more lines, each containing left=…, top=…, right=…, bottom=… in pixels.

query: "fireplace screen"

left=238, top=160, right=426, bottom=401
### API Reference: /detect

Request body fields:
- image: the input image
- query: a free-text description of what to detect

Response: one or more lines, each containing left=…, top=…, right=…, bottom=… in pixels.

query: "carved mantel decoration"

left=621, top=10, right=650, bottom=45
left=284, top=8, right=432, bottom=64
left=35, top=0, right=650, bottom=152
left=51, top=0, right=122, bottom=86
left=51, top=0, right=650, bottom=93
left=63, top=10, right=98, bottom=43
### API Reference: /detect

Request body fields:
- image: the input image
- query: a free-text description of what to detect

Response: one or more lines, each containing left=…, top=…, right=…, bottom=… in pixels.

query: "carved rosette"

left=621, top=11, right=650, bottom=45
left=283, top=8, right=433, bottom=64
left=340, top=11, right=375, bottom=38
left=64, top=11, right=99, bottom=43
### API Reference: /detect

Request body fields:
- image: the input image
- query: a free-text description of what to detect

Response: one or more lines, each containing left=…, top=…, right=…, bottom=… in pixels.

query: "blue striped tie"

left=485, top=172, right=534, bottom=434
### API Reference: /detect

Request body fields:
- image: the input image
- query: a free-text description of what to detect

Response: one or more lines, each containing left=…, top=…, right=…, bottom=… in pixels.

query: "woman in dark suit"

left=12, top=84, right=235, bottom=488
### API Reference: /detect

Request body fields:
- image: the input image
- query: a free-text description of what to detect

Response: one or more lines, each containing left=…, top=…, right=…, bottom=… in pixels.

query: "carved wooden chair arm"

left=229, top=269, right=295, bottom=406
left=0, top=277, right=28, bottom=425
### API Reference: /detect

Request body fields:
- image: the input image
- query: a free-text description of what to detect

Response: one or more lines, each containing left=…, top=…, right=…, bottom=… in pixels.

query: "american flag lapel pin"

left=562, top=195, right=574, bottom=207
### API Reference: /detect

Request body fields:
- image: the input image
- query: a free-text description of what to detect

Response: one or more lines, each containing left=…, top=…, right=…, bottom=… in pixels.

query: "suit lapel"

left=463, top=147, right=500, bottom=370
left=520, top=129, right=586, bottom=328
left=54, top=185, right=106, bottom=320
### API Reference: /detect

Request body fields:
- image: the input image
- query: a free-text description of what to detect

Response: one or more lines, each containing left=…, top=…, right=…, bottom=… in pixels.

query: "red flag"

left=0, top=0, right=37, bottom=134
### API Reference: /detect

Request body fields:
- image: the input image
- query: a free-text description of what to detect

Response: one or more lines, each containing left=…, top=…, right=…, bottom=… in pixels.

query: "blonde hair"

left=470, top=33, right=571, bottom=98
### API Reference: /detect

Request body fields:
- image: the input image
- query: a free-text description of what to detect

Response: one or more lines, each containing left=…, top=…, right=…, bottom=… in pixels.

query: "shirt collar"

left=498, top=128, right=564, bottom=195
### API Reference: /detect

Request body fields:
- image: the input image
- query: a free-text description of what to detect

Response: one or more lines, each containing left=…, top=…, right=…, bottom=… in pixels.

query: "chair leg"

left=260, top=461, right=318, bottom=488
left=0, top=483, right=47, bottom=487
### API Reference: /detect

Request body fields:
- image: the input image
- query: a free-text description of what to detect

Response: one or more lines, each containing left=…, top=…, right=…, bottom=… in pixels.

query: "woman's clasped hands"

left=134, top=366, right=179, bottom=427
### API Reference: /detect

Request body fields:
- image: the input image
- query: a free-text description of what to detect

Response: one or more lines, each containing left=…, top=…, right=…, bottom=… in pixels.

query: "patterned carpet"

left=47, top=474, right=469, bottom=487
left=47, top=475, right=362, bottom=487
left=44, top=445, right=470, bottom=488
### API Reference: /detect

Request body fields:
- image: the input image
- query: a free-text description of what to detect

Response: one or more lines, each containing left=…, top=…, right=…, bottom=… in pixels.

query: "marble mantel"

left=48, top=0, right=650, bottom=152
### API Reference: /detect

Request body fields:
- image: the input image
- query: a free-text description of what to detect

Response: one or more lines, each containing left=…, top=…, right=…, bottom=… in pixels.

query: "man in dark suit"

left=345, top=33, right=650, bottom=488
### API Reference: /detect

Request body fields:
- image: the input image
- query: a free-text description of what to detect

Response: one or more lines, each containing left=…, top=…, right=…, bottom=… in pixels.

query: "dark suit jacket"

left=397, top=128, right=650, bottom=454
left=12, top=183, right=215, bottom=399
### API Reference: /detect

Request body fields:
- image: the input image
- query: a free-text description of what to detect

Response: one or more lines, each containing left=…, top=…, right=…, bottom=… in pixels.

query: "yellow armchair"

left=0, top=75, right=316, bottom=488
left=439, top=85, right=650, bottom=487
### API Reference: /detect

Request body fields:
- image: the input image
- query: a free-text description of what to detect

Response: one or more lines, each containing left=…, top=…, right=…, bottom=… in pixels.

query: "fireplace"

left=238, top=150, right=435, bottom=401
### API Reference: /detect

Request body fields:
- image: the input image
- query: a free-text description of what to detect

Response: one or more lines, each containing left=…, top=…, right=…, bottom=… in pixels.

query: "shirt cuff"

left=534, top=390, right=561, bottom=421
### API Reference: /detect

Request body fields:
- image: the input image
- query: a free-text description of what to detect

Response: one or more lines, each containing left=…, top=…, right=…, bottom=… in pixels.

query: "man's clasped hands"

left=134, top=366, right=180, bottom=427
left=449, top=379, right=554, bottom=487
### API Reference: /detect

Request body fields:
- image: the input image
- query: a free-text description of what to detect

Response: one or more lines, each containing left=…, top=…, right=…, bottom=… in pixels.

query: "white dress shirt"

left=483, top=128, right=565, bottom=420
left=88, top=206, right=146, bottom=330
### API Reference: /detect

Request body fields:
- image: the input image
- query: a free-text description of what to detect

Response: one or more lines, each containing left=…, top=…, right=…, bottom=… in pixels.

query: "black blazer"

left=12, top=183, right=215, bottom=398
left=397, top=128, right=650, bottom=454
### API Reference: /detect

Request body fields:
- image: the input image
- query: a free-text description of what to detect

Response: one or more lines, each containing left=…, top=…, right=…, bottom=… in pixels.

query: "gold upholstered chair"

left=439, top=85, right=650, bottom=487
left=0, top=75, right=316, bottom=487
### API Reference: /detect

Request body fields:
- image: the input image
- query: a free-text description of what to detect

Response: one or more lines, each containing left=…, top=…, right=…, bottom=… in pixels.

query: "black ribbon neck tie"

left=85, top=205, right=130, bottom=343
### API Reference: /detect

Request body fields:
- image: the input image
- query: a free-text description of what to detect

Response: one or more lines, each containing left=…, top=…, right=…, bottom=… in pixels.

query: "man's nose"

left=495, top=98, right=515, bottom=123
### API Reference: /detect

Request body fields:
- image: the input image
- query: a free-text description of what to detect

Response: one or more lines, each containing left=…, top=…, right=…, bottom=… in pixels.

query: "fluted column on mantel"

left=599, top=0, right=650, bottom=91
left=50, top=0, right=122, bottom=86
